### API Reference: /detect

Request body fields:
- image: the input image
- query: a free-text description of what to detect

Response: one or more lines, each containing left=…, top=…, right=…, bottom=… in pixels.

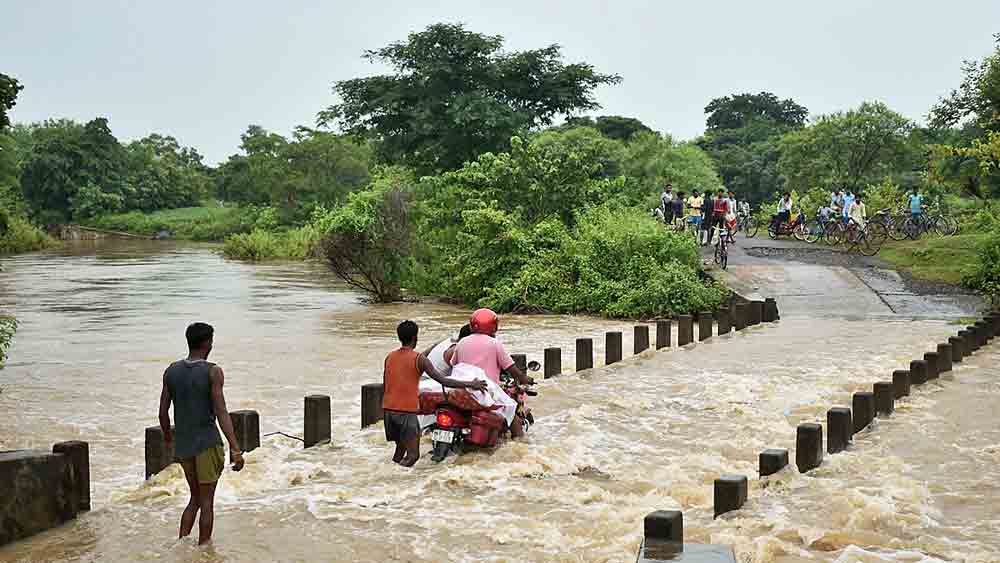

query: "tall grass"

left=0, top=216, right=53, bottom=254
left=221, top=225, right=324, bottom=261
left=85, top=206, right=250, bottom=241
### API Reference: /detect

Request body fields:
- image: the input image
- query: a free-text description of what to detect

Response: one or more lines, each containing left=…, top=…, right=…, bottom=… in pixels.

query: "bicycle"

left=735, top=212, right=758, bottom=238
left=843, top=219, right=881, bottom=256
left=902, top=207, right=959, bottom=239
left=712, top=224, right=729, bottom=270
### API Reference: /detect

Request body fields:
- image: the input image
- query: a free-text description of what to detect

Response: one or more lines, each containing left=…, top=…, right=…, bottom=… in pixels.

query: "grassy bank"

left=85, top=206, right=250, bottom=241
left=879, top=234, right=986, bottom=286
left=222, top=226, right=323, bottom=261
left=0, top=216, right=53, bottom=254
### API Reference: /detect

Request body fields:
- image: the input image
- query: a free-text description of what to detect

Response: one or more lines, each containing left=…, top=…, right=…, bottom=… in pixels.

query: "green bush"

left=0, top=315, right=16, bottom=366
left=222, top=229, right=282, bottom=261
left=963, top=230, right=1000, bottom=306
left=86, top=205, right=252, bottom=241
left=0, top=213, right=52, bottom=254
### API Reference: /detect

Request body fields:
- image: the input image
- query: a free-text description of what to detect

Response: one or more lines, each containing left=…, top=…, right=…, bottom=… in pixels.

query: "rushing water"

left=0, top=241, right=997, bottom=563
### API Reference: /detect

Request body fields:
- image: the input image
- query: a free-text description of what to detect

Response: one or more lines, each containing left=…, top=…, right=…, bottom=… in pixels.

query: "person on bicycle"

left=710, top=189, right=729, bottom=244
left=908, top=189, right=923, bottom=219
left=773, top=192, right=792, bottom=230
left=671, top=192, right=686, bottom=230
left=686, top=191, right=703, bottom=231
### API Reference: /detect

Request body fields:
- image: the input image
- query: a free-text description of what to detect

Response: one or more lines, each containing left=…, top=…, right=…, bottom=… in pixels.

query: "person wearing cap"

left=452, top=308, right=534, bottom=437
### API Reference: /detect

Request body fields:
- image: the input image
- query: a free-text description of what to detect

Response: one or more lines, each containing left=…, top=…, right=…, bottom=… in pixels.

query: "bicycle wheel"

left=935, top=216, right=958, bottom=236
left=745, top=217, right=758, bottom=238
left=767, top=222, right=778, bottom=239
left=866, top=222, right=889, bottom=246
left=827, top=222, right=845, bottom=246
left=902, top=217, right=920, bottom=240
left=720, top=243, right=728, bottom=270
left=857, top=232, right=880, bottom=257
left=714, top=242, right=724, bottom=267
left=887, top=216, right=908, bottom=241
left=803, top=219, right=821, bottom=243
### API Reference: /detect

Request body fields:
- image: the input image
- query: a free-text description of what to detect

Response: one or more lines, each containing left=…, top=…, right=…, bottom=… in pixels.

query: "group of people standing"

left=655, top=183, right=749, bottom=244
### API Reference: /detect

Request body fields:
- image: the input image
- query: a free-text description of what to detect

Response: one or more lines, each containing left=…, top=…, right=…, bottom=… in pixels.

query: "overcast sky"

left=4, top=1, right=999, bottom=164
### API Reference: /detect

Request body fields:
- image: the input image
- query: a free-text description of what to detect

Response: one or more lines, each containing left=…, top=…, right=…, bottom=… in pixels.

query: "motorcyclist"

left=451, top=308, right=535, bottom=437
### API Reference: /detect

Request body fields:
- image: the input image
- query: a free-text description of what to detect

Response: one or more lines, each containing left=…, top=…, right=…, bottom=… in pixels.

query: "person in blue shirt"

left=841, top=190, right=856, bottom=223
left=908, top=189, right=923, bottom=218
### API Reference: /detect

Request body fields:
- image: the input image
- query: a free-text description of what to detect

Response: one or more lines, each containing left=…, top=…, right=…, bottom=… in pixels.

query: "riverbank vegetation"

left=0, top=315, right=15, bottom=367
left=4, top=28, right=1000, bottom=310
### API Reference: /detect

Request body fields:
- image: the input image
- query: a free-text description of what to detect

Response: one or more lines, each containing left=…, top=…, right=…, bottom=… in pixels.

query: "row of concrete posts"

left=637, top=310, right=1000, bottom=562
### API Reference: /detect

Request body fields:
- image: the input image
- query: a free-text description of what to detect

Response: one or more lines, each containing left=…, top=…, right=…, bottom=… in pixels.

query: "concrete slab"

left=637, top=542, right=736, bottom=562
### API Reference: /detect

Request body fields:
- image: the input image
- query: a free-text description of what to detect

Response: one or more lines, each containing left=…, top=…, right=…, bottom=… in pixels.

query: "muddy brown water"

left=0, top=241, right=997, bottom=562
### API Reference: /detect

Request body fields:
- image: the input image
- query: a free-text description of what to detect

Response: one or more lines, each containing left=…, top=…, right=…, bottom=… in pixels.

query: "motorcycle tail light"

left=436, top=412, right=454, bottom=428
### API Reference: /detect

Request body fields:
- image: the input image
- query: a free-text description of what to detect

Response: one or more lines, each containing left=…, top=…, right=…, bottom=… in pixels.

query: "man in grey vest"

left=158, top=322, right=244, bottom=545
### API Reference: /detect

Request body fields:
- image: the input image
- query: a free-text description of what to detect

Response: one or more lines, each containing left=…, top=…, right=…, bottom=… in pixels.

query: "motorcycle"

left=428, top=361, right=540, bottom=462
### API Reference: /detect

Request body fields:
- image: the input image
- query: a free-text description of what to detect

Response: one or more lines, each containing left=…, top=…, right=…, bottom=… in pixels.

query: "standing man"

left=660, top=183, right=674, bottom=224
left=699, top=190, right=714, bottom=245
left=841, top=190, right=856, bottom=223
left=686, top=190, right=703, bottom=232
left=711, top=189, right=730, bottom=244
left=383, top=320, right=486, bottom=466
left=908, top=188, right=923, bottom=219
left=158, top=322, right=244, bottom=546
left=671, top=191, right=686, bottom=230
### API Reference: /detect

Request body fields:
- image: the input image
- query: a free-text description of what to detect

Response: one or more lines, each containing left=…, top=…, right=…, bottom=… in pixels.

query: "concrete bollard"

left=544, top=347, right=562, bottom=378
left=759, top=448, right=789, bottom=476
left=892, top=370, right=910, bottom=399
left=655, top=320, right=671, bottom=349
left=230, top=410, right=261, bottom=452
left=304, top=395, right=331, bottom=448
left=576, top=338, right=594, bottom=371
left=970, top=325, right=985, bottom=349
left=361, top=384, right=384, bottom=429
left=144, top=425, right=176, bottom=479
left=923, top=352, right=940, bottom=380
left=826, top=408, right=852, bottom=454
left=676, top=315, right=694, bottom=346
left=716, top=310, right=732, bottom=335
left=852, top=392, right=875, bottom=434
left=948, top=336, right=965, bottom=363
left=909, top=359, right=929, bottom=385
left=606, top=331, right=623, bottom=364
left=713, top=475, right=748, bottom=518
left=764, top=297, right=779, bottom=322
left=733, top=304, right=748, bottom=331
left=959, top=329, right=978, bottom=353
left=874, top=382, right=894, bottom=417
left=698, top=312, right=713, bottom=342
left=634, top=326, right=650, bottom=354
left=749, top=300, right=764, bottom=326
left=0, top=451, right=80, bottom=545
left=936, top=343, right=953, bottom=373
left=796, top=423, right=823, bottom=473
left=643, top=509, right=683, bottom=546
left=511, top=354, right=527, bottom=373
left=52, top=441, right=90, bottom=511
left=975, top=321, right=991, bottom=344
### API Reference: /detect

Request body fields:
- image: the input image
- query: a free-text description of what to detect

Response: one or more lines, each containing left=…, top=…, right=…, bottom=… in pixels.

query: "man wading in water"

left=158, top=322, right=244, bottom=545
left=383, top=320, right=487, bottom=466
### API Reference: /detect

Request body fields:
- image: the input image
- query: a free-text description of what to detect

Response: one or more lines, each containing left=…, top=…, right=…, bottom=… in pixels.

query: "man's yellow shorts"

left=186, top=443, right=225, bottom=484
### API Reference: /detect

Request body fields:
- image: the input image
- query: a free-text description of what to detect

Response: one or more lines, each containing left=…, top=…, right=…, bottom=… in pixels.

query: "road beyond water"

left=706, top=235, right=983, bottom=319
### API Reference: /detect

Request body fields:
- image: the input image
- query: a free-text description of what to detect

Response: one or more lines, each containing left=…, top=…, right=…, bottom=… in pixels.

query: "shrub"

left=0, top=213, right=52, bottom=254
left=0, top=315, right=16, bottom=366
left=963, top=230, right=1000, bottom=306
left=86, top=206, right=251, bottom=241
left=222, top=229, right=282, bottom=261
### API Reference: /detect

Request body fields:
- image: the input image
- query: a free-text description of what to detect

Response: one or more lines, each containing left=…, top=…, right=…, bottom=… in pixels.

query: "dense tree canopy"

left=705, top=92, right=808, bottom=132
left=778, top=101, right=913, bottom=193
left=929, top=33, right=1000, bottom=130
left=558, top=115, right=654, bottom=141
left=318, top=23, right=620, bottom=173
left=0, top=73, right=23, bottom=130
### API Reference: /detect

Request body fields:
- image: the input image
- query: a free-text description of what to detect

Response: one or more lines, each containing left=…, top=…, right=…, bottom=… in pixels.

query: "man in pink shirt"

left=451, top=308, right=534, bottom=437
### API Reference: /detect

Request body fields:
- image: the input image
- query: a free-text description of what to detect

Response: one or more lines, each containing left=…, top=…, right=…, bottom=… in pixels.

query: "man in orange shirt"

left=383, top=320, right=487, bottom=467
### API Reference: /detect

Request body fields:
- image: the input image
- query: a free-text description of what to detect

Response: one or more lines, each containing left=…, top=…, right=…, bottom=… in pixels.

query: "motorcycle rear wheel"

left=431, top=440, right=451, bottom=463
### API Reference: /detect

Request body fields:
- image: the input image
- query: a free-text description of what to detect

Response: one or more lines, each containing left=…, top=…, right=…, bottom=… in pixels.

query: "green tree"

left=0, top=73, right=23, bottom=130
left=621, top=132, right=722, bottom=206
left=559, top=115, right=654, bottom=141
left=929, top=33, right=1000, bottom=130
left=698, top=92, right=808, bottom=204
left=778, top=101, right=913, bottom=193
left=318, top=23, right=620, bottom=173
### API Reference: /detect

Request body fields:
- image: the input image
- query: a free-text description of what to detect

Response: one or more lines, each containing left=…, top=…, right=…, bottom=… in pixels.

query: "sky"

left=3, top=1, right=999, bottom=164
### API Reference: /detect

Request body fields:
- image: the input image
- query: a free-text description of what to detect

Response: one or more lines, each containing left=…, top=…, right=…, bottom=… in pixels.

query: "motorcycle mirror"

left=526, top=360, right=541, bottom=372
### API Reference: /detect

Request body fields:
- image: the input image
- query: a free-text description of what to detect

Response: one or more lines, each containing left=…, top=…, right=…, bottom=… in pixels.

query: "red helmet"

left=469, top=308, right=499, bottom=335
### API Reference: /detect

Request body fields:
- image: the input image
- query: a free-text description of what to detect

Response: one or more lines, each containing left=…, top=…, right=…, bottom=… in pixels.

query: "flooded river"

left=0, top=242, right=997, bottom=562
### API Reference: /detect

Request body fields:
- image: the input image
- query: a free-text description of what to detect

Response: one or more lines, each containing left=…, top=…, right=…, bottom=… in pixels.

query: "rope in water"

left=262, top=431, right=305, bottom=443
